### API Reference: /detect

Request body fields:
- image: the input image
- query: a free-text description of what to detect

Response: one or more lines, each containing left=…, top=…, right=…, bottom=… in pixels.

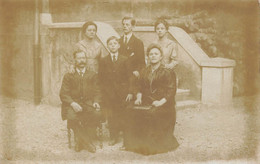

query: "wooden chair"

left=67, top=119, right=103, bottom=149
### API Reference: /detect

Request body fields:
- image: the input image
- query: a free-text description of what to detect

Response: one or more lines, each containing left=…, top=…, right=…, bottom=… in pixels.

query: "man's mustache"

left=77, top=62, right=86, bottom=65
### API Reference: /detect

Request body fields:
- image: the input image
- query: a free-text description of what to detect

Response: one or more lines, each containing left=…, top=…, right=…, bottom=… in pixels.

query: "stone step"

left=176, top=88, right=191, bottom=101
left=176, top=100, right=200, bottom=110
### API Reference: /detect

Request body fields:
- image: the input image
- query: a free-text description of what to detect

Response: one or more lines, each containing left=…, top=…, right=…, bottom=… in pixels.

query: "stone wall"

left=0, top=1, right=35, bottom=100
left=41, top=28, right=79, bottom=104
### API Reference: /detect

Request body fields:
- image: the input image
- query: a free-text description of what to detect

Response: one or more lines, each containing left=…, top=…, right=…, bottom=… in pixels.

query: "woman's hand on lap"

left=152, top=98, right=167, bottom=107
left=134, top=98, right=142, bottom=105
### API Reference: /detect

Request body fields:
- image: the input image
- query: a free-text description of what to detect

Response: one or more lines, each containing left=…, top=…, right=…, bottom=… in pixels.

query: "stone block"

left=201, top=58, right=235, bottom=105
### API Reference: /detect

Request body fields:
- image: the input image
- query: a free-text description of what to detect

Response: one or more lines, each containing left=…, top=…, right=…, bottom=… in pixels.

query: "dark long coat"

left=99, top=53, right=132, bottom=138
left=99, top=53, right=131, bottom=110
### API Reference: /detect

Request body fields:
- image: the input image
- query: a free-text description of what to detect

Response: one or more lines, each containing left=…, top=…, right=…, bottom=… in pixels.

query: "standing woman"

left=125, top=43, right=179, bottom=155
left=75, top=21, right=103, bottom=73
left=154, top=18, right=179, bottom=141
left=154, top=19, right=178, bottom=70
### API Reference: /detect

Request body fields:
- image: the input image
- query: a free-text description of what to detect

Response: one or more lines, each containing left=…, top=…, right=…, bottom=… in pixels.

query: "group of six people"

left=60, top=16, right=179, bottom=155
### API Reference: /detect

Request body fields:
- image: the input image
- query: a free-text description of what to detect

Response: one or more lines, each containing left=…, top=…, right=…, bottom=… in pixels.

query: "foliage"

left=163, top=8, right=257, bottom=96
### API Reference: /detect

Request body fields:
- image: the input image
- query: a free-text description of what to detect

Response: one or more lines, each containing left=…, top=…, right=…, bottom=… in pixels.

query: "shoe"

left=75, top=142, right=83, bottom=152
left=109, top=138, right=119, bottom=146
left=85, top=143, right=96, bottom=153
left=119, top=145, right=126, bottom=151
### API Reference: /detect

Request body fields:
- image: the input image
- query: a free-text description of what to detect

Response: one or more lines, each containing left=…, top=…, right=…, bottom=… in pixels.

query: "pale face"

left=75, top=52, right=87, bottom=68
left=122, top=19, right=133, bottom=35
left=84, top=25, right=97, bottom=39
left=148, top=48, right=162, bottom=64
left=107, top=39, right=120, bottom=53
left=156, top=23, right=167, bottom=38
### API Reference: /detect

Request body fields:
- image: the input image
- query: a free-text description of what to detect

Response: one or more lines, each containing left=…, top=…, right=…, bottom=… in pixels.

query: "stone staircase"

left=176, top=88, right=200, bottom=110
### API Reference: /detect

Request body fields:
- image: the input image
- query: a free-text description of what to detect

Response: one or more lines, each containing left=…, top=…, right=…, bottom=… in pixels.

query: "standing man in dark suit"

left=60, top=50, right=102, bottom=153
left=99, top=36, right=132, bottom=146
left=119, top=16, right=146, bottom=79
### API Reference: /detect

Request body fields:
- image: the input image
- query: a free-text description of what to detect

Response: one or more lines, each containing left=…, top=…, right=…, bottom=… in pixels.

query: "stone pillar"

left=40, top=0, right=52, bottom=24
left=40, top=0, right=52, bottom=102
left=201, top=57, right=236, bottom=105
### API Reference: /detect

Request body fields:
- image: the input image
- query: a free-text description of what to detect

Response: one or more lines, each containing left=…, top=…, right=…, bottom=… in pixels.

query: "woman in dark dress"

left=124, top=43, right=179, bottom=155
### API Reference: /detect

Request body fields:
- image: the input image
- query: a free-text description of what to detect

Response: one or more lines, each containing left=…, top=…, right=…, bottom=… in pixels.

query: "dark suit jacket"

left=119, top=34, right=145, bottom=74
left=59, top=69, right=101, bottom=120
left=99, top=53, right=130, bottom=108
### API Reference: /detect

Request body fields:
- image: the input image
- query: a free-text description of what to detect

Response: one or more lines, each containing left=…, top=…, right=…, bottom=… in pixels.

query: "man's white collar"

left=124, top=33, right=133, bottom=43
left=110, top=52, right=119, bottom=60
left=76, top=67, right=86, bottom=75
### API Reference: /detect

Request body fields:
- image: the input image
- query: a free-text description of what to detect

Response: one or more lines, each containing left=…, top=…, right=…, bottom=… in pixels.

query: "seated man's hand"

left=133, top=71, right=140, bottom=78
left=93, top=102, right=101, bottom=111
left=70, top=102, right=82, bottom=112
left=125, top=94, right=133, bottom=102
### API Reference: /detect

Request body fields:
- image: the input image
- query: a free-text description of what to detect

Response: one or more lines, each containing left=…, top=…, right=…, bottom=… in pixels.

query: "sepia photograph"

left=0, top=0, right=259, bottom=163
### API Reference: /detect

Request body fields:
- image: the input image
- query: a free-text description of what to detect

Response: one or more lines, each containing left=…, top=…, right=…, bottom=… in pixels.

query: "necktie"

left=112, top=55, right=116, bottom=63
left=79, top=71, right=83, bottom=77
left=124, top=36, right=127, bottom=45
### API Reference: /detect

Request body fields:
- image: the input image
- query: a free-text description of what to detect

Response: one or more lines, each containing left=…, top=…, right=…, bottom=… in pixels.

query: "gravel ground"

left=0, top=94, right=259, bottom=164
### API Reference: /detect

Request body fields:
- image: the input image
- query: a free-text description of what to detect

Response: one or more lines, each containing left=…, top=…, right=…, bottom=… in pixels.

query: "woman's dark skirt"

left=124, top=104, right=179, bottom=155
